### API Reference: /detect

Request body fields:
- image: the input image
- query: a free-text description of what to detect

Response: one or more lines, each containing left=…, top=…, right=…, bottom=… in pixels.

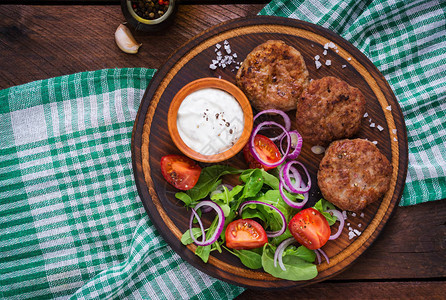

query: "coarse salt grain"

left=325, top=60, right=332, bottom=66
left=377, top=125, right=384, bottom=131
left=386, top=105, right=392, bottom=111
left=358, top=223, right=362, bottom=228
left=360, top=212, right=364, bottom=218
left=314, top=55, right=320, bottom=60
left=353, top=229, right=362, bottom=236
left=347, top=223, right=351, bottom=226
left=315, top=61, right=322, bottom=69
left=323, top=50, right=328, bottom=55
left=210, top=41, right=239, bottom=72
left=370, top=123, right=375, bottom=128
left=347, top=57, right=351, bottom=61
left=394, top=137, right=398, bottom=141
left=372, top=141, right=378, bottom=145
left=351, top=212, right=356, bottom=217
left=392, top=129, right=397, bottom=134
left=342, top=64, right=347, bottom=68
left=342, top=211, right=347, bottom=220
left=348, top=231, right=356, bottom=239
left=363, top=112, right=368, bottom=118
left=328, top=42, right=336, bottom=49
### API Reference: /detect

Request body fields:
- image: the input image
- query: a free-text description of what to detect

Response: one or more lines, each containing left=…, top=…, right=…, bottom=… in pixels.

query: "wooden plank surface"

left=0, top=4, right=264, bottom=89
left=0, top=3, right=445, bottom=297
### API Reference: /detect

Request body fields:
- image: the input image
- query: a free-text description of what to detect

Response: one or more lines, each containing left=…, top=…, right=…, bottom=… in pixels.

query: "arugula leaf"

left=224, top=246, right=263, bottom=269
left=181, top=228, right=203, bottom=245
left=195, top=245, right=211, bottom=263
left=261, top=244, right=318, bottom=281
left=175, top=192, right=193, bottom=207
left=242, top=169, right=264, bottom=198
left=314, top=198, right=338, bottom=225
left=240, top=207, right=266, bottom=222
left=176, top=165, right=241, bottom=207
left=256, top=190, right=297, bottom=230
left=240, top=169, right=280, bottom=190
left=211, top=185, right=244, bottom=205
left=260, top=169, right=280, bottom=190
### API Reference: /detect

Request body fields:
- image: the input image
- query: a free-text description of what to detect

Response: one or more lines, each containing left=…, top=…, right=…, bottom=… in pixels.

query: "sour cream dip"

left=176, top=88, right=245, bottom=155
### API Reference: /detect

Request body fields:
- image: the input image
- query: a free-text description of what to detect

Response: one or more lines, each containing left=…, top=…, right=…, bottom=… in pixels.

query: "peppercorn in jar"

left=131, top=0, right=169, bottom=20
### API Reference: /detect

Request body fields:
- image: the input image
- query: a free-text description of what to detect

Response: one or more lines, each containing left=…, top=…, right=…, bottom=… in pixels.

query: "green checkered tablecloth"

left=1, top=0, right=445, bottom=299
left=0, top=69, right=244, bottom=299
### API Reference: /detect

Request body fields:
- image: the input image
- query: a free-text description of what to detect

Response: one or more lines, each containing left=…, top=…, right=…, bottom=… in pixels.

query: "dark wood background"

left=1, top=3, right=445, bottom=298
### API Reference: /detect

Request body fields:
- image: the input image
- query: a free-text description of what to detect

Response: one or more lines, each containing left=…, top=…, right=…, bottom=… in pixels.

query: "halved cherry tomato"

left=243, top=134, right=282, bottom=171
left=288, top=207, right=330, bottom=250
left=160, top=155, right=201, bottom=191
left=225, top=219, right=268, bottom=250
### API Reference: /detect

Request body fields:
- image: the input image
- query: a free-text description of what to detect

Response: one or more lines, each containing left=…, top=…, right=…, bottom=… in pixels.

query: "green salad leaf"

left=178, top=165, right=340, bottom=280
left=261, top=244, right=318, bottom=281
left=314, top=198, right=338, bottom=225
left=176, top=165, right=241, bottom=207
left=224, top=246, right=263, bottom=269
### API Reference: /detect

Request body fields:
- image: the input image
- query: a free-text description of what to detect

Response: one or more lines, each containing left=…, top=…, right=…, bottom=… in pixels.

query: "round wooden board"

left=131, top=16, right=408, bottom=289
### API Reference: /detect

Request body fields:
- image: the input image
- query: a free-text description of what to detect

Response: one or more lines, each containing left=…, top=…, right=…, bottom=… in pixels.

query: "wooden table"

left=1, top=2, right=445, bottom=298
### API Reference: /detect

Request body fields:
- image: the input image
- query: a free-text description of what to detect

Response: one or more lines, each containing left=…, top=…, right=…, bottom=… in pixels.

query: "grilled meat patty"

left=236, top=40, right=309, bottom=112
left=296, top=76, right=366, bottom=146
left=317, top=139, right=392, bottom=212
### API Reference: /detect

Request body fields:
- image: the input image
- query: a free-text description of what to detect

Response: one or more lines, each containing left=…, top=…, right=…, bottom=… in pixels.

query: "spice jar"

left=121, top=0, right=177, bottom=32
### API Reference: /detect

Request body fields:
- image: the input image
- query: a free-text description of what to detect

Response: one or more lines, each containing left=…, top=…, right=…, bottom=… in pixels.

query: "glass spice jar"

left=121, top=0, right=177, bottom=32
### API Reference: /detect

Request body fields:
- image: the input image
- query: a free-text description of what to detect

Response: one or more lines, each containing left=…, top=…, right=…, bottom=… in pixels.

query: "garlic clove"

left=115, top=24, right=142, bottom=54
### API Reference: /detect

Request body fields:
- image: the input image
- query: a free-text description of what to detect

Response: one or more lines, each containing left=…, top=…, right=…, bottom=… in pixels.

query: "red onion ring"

left=280, top=130, right=303, bottom=160
left=189, top=200, right=225, bottom=247
left=279, top=181, right=308, bottom=209
left=189, top=208, right=206, bottom=245
left=274, top=237, right=295, bottom=271
left=316, top=248, right=330, bottom=264
left=239, top=200, right=287, bottom=237
left=253, top=109, right=291, bottom=141
left=326, top=209, right=345, bottom=240
left=282, top=161, right=311, bottom=194
left=280, top=165, right=302, bottom=193
left=250, top=121, right=290, bottom=168
left=314, top=249, right=321, bottom=265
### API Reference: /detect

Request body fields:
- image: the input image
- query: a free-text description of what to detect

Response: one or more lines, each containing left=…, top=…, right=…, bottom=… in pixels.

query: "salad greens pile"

left=176, top=165, right=337, bottom=281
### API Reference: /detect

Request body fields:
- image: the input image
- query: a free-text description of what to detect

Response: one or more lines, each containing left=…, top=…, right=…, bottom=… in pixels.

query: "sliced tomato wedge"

left=243, top=134, right=281, bottom=171
left=288, top=207, right=330, bottom=250
left=225, top=219, right=268, bottom=250
left=160, top=155, right=201, bottom=190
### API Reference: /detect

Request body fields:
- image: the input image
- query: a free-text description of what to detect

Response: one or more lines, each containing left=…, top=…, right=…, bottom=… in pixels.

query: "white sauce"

left=176, top=88, right=244, bottom=155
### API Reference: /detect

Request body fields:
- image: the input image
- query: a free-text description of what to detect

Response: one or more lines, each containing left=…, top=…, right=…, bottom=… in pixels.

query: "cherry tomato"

left=225, top=219, right=268, bottom=250
left=288, top=207, right=330, bottom=250
left=243, top=134, right=282, bottom=171
left=160, top=155, right=201, bottom=191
